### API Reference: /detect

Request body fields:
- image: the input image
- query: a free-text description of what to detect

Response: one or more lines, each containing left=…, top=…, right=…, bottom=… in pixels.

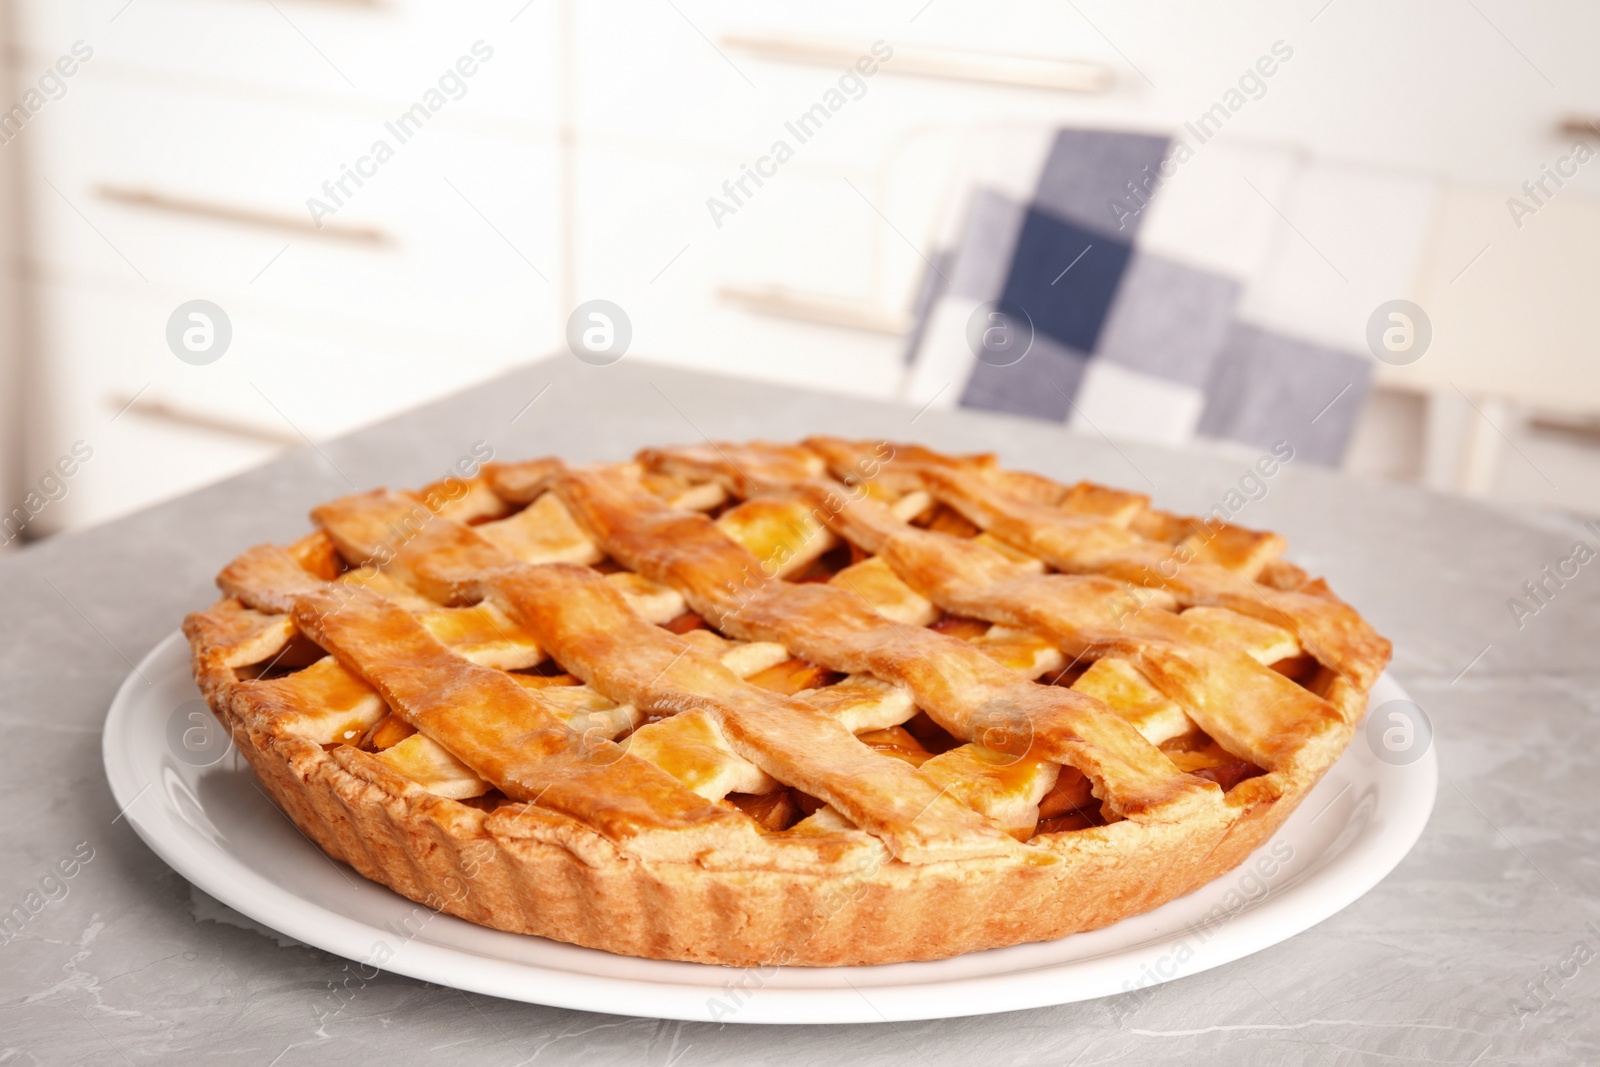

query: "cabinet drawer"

left=30, top=278, right=537, bottom=475
left=27, top=398, right=282, bottom=536
left=26, top=77, right=560, bottom=359
left=15, top=0, right=558, bottom=129
left=574, top=0, right=1125, bottom=166
left=572, top=144, right=907, bottom=399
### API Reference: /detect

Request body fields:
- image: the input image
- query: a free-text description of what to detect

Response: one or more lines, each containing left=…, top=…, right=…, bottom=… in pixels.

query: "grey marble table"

left=3, top=357, right=1596, bottom=1066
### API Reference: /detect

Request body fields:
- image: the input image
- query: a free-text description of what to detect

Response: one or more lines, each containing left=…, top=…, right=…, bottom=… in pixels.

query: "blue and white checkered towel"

left=904, top=127, right=1436, bottom=466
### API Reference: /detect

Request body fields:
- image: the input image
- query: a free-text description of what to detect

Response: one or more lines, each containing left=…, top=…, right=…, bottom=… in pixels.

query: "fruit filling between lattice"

left=189, top=438, right=1387, bottom=871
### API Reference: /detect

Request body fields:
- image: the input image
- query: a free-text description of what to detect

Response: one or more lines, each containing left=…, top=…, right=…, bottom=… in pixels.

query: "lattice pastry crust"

left=183, top=438, right=1391, bottom=966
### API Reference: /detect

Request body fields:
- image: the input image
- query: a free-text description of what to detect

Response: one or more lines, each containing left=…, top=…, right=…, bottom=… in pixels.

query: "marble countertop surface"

left=3, top=357, right=1596, bottom=1065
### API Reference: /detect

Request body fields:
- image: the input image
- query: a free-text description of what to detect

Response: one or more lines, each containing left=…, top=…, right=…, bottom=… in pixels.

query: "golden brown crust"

left=183, top=439, right=1389, bottom=966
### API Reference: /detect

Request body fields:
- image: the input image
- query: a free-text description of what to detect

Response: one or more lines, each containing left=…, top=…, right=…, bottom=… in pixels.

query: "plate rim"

left=104, top=630, right=1436, bottom=1024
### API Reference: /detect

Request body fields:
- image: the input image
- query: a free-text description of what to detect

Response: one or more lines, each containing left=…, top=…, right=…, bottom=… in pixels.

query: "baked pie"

left=183, top=438, right=1391, bottom=966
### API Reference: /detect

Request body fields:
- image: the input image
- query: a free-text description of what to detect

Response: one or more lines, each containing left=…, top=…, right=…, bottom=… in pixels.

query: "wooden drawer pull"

left=721, top=33, right=1111, bottom=93
left=96, top=185, right=389, bottom=245
left=108, top=392, right=302, bottom=447
left=718, top=284, right=909, bottom=335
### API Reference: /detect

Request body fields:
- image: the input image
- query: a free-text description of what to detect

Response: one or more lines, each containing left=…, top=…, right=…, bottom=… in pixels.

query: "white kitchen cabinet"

left=11, top=0, right=560, bottom=533
left=11, top=0, right=1600, bottom=533
left=14, top=0, right=558, bottom=131
left=27, top=75, right=560, bottom=358
left=26, top=276, right=536, bottom=530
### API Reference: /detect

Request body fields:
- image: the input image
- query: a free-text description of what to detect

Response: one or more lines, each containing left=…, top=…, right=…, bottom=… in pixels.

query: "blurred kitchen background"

left=2, top=0, right=1599, bottom=547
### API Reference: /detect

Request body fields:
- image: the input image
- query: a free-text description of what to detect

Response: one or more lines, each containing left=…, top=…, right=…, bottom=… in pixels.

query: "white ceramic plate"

left=104, top=631, right=1435, bottom=1024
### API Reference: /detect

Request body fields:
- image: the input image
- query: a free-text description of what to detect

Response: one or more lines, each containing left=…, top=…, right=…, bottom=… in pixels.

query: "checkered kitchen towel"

left=904, top=127, right=1436, bottom=466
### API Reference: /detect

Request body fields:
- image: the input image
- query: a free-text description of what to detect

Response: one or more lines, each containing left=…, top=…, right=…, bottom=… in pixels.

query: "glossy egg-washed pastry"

left=183, top=438, right=1390, bottom=966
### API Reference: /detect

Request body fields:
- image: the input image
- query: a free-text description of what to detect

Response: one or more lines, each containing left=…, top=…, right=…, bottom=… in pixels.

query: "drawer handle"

left=718, top=284, right=909, bottom=335
left=107, top=392, right=302, bottom=447
left=720, top=33, right=1111, bottom=93
left=95, top=185, right=390, bottom=245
